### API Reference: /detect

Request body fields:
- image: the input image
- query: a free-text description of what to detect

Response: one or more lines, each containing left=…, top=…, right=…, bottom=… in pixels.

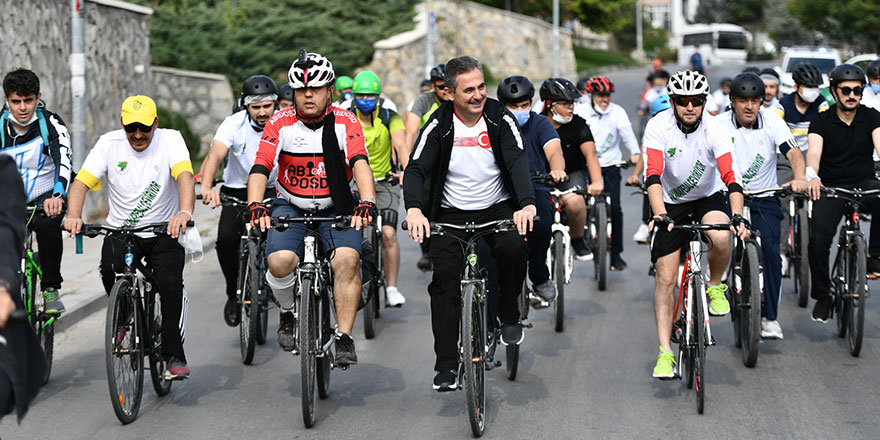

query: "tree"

left=694, top=0, right=727, bottom=24
left=764, top=0, right=813, bottom=49
left=570, top=0, right=636, bottom=35
left=788, top=0, right=880, bottom=53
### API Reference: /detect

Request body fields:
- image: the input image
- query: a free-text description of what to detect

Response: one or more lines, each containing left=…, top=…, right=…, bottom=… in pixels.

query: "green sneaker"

left=706, top=284, right=730, bottom=316
left=42, top=288, right=66, bottom=315
left=653, top=347, right=676, bottom=379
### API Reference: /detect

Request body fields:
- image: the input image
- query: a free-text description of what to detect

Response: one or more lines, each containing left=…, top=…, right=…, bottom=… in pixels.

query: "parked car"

left=775, top=46, right=841, bottom=95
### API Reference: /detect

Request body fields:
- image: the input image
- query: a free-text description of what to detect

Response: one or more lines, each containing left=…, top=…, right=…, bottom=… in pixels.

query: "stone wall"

left=151, top=67, right=234, bottom=156
left=0, top=0, right=152, bottom=149
left=366, top=0, right=578, bottom=110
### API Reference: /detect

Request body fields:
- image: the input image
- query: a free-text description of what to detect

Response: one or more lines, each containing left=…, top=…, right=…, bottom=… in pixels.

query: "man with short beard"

left=760, top=68, right=781, bottom=109
left=806, top=64, right=880, bottom=322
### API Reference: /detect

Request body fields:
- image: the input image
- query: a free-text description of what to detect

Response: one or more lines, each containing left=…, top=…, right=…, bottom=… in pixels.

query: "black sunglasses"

left=673, top=96, right=705, bottom=107
left=123, top=120, right=155, bottom=133
left=434, top=84, right=447, bottom=90
left=838, top=86, right=863, bottom=97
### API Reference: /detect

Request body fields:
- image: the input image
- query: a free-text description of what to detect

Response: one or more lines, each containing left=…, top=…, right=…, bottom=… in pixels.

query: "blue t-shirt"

left=690, top=52, right=703, bottom=71
left=520, top=112, right=560, bottom=177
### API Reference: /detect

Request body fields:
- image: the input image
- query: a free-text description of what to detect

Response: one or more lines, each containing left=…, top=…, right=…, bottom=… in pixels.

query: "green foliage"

left=570, top=0, right=636, bottom=34
left=573, top=46, right=637, bottom=75
left=157, top=106, right=201, bottom=158
left=472, top=0, right=575, bottom=21
left=788, top=0, right=880, bottom=53
left=764, top=0, right=812, bottom=48
left=694, top=0, right=765, bottom=25
left=133, top=0, right=418, bottom=86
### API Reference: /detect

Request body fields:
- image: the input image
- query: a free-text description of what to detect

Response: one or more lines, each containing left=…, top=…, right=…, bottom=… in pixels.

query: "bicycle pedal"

left=709, top=336, right=716, bottom=346
left=522, top=322, right=533, bottom=329
left=867, top=273, right=879, bottom=280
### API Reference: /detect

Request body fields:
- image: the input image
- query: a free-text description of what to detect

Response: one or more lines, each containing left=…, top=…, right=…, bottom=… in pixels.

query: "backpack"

left=0, top=102, right=49, bottom=150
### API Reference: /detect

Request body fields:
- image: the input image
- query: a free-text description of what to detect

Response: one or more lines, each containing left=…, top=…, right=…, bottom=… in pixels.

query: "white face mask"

left=799, top=87, right=820, bottom=103
left=592, top=102, right=611, bottom=115
left=178, top=224, right=204, bottom=262
left=551, top=110, right=573, bottom=124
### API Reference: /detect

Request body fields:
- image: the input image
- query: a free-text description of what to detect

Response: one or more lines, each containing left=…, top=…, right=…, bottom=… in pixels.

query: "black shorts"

left=650, top=192, right=730, bottom=263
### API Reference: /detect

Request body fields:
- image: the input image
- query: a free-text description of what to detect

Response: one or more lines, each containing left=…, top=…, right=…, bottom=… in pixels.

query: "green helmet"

left=334, top=75, right=354, bottom=90
left=352, top=71, right=381, bottom=95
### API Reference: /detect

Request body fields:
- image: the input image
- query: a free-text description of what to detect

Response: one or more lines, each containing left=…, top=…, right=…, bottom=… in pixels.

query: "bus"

left=676, top=23, right=751, bottom=67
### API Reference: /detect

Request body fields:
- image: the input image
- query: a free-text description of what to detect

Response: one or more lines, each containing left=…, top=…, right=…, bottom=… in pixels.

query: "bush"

left=157, top=106, right=201, bottom=159
left=654, top=47, right=678, bottom=63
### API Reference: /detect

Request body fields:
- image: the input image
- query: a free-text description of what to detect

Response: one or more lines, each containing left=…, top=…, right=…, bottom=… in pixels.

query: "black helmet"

left=729, top=73, right=765, bottom=99
left=278, top=83, right=294, bottom=102
left=241, top=75, right=278, bottom=98
left=866, top=59, right=880, bottom=79
left=791, top=63, right=822, bottom=87
left=719, top=77, right=733, bottom=87
left=830, top=63, right=866, bottom=87
left=576, top=77, right=590, bottom=93
left=497, top=76, right=535, bottom=105
left=539, top=78, right=580, bottom=103
left=429, top=63, right=446, bottom=81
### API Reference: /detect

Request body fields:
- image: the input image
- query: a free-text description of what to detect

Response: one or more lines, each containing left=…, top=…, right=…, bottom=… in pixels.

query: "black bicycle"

left=587, top=192, right=612, bottom=291
left=782, top=191, right=810, bottom=307
left=79, top=221, right=192, bottom=424
left=819, top=187, right=879, bottom=357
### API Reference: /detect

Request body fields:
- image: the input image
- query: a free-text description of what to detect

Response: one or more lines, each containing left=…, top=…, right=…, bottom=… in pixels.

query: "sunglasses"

left=123, top=120, right=155, bottom=133
left=838, top=86, right=863, bottom=97
left=673, top=96, right=705, bottom=107
left=434, top=84, right=447, bottom=90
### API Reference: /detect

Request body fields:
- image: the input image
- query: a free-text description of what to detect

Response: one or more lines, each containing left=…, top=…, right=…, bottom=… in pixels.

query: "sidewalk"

left=55, top=203, right=222, bottom=331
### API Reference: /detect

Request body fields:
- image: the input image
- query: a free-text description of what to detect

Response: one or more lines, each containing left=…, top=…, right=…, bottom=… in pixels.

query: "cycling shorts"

left=266, top=199, right=362, bottom=257
left=650, top=191, right=730, bottom=263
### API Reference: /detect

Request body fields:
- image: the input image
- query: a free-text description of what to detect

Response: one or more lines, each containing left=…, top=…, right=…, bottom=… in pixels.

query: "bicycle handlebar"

left=820, top=187, right=880, bottom=199
left=80, top=221, right=195, bottom=238
left=530, top=173, right=570, bottom=185
left=401, top=217, right=539, bottom=234
left=671, top=223, right=733, bottom=232
left=196, top=193, right=273, bottom=207
left=270, top=215, right=352, bottom=232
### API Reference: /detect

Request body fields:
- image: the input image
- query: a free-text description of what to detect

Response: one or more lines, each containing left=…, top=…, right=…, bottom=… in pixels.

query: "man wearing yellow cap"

left=64, top=95, right=196, bottom=380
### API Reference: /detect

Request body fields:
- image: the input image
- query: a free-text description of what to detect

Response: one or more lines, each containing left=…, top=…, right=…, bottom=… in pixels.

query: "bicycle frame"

left=674, top=238, right=713, bottom=360
left=587, top=193, right=612, bottom=247
left=548, top=188, right=578, bottom=284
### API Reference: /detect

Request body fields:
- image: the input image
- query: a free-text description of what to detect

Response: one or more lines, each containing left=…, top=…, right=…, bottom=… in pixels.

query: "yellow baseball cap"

left=120, top=95, right=157, bottom=126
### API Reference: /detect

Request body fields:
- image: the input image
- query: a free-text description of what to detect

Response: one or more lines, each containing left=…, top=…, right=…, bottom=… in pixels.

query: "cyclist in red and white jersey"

left=644, top=70, right=750, bottom=378
left=247, top=51, right=376, bottom=368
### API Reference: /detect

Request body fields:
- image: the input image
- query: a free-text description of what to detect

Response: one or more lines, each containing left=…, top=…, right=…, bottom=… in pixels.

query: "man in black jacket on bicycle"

left=403, top=56, right=536, bottom=391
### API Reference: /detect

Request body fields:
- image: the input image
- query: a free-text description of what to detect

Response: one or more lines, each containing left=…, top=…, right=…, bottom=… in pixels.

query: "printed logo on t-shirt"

left=453, top=131, right=491, bottom=149
left=116, top=161, right=129, bottom=175
left=123, top=180, right=162, bottom=226
left=741, top=153, right=766, bottom=185
left=668, top=160, right=707, bottom=201
left=666, top=147, right=678, bottom=161
left=279, top=152, right=330, bottom=197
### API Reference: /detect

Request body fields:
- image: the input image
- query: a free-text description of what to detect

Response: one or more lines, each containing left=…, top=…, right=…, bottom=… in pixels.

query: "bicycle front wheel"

left=795, top=205, right=810, bottom=308
left=694, top=275, right=706, bottom=414
left=848, top=234, right=867, bottom=357
left=741, top=240, right=762, bottom=368
left=105, top=278, right=144, bottom=424
left=462, top=283, right=486, bottom=437
left=594, top=203, right=608, bottom=291
left=552, top=231, right=565, bottom=333
left=148, top=288, right=172, bottom=396
left=299, top=275, right=317, bottom=428
left=240, top=241, right=258, bottom=364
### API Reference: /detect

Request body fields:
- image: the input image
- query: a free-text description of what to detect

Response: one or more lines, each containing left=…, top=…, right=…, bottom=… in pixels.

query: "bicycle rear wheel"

left=834, top=250, right=848, bottom=338
left=363, top=280, right=377, bottom=339
left=693, top=275, right=706, bottom=414
left=105, top=278, right=144, bottom=424
left=726, top=253, right=742, bottom=349
left=593, top=202, right=608, bottom=291
left=240, top=241, right=258, bottom=365
left=740, top=240, right=761, bottom=368
left=317, top=287, right=332, bottom=399
left=847, top=234, right=867, bottom=357
left=299, top=275, right=317, bottom=428
left=795, top=205, right=810, bottom=308
left=506, top=288, right=525, bottom=381
left=552, top=231, right=565, bottom=333
left=148, top=288, right=172, bottom=396
left=462, top=283, right=486, bottom=437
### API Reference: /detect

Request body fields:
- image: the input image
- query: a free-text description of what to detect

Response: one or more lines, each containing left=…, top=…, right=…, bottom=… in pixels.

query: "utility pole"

left=426, top=0, right=435, bottom=77
left=552, top=0, right=559, bottom=77
left=71, top=0, right=88, bottom=218
left=636, top=0, right=644, bottom=60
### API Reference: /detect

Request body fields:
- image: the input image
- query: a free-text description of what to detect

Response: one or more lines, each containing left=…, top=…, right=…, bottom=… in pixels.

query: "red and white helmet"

left=586, top=76, right=615, bottom=94
left=288, top=50, right=335, bottom=89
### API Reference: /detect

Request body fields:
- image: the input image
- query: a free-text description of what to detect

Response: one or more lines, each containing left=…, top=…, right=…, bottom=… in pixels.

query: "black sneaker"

left=277, top=312, right=296, bottom=351
left=611, top=254, right=627, bottom=272
left=334, top=333, right=358, bottom=367
left=533, top=281, right=557, bottom=302
left=868, top=257, right=880, bottom=277
left=499, top=322, right=524, bottom=346
left=648, top=264, right=656, bottom=277
left=572, top=237, right=593, bottom=261
left=417, top=254, right=433, bottom=272
left=433, top=369, right=459, bottom=391
left=224, top=296, right=240, bottom=327
left=811, top=296, right=833, bottom=323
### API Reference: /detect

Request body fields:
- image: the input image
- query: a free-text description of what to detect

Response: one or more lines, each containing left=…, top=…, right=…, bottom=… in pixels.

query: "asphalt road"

left=3, top=63, right=879, bottom=439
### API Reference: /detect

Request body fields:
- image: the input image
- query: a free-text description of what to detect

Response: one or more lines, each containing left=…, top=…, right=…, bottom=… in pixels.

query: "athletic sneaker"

left=42, top=288, right=65, bottom=315
left=632, top=223, right=650, bottom=244
left=417, top=254, right=432, bottom=272
left=433, top=369, right=458, bottom=391
left=277, top=312, right=296, bottom=351
left=761, top=318, right=784, bottom=339
left=812, top=296, right=833, bottom=323
left=780, top=254, right=790, bottom=278
left=572, top=237, right=593, bottom=261
left=534, top=280, right=557, bottom=301
left=611, top=254, right=627, bottom=271
left=868, top=257, right=880, bottom=277
left=224, top=295, right=240, bottom=327
left=652, top=347, right=676, bottom=379
left=706, top=284, right=730, bottom=316
left=165, top=357, right=190, bottom=380
left=386, top=286, right=406, bottom=307
left=334, top=332, right=358, bottom=367
left=499, top=322, right=524, bottom=346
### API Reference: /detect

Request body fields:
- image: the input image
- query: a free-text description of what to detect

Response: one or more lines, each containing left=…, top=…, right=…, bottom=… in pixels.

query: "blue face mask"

left=871, top=83, right=880, bottom=95
left=510, top=109, right=531, bottom=126
left=355, top=97, right=378, bottom=114
left=341, top=92, right=354, bottom=102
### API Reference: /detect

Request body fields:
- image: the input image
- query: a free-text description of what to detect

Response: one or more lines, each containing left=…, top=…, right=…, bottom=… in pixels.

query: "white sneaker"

left=633, top=223, right=650, bottom=244
left=780, top=254, right=789, bottom=278
left=760, top=318, right=784, bottom=340
left=385, top=286, right=406, bottom=307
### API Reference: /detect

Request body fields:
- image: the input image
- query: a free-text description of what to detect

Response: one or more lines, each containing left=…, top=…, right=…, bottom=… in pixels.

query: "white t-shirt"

left=213, top=110, right=277, bottom=188
left=710, top=108, right=797, bottom=194
left=77, top=128, right=192, bottom=230
left=710, top=89, right=730, bottom=114
left=577, top=102, right=639, bottom=165
left=441, top=114, right=509, bottom=210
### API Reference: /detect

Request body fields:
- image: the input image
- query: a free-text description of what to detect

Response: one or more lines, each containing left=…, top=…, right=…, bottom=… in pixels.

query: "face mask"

left=249, top=117, right=264, bottom=132
left=798, top=87, right=820, bottom=103
left=764, top=96, right=778, bottom=107
left=178, top=225, right=204, bottom=263
left=870, top=83, right=880, bottom=95
left=593, top=102, right=611, bottom=115
left=551, top=110, right=572, bottom=125
left=341, top=91, right=354, bottom=102
left=355, top=97, right=377, bottom=114
left=510, top=109, right=530, bottom=126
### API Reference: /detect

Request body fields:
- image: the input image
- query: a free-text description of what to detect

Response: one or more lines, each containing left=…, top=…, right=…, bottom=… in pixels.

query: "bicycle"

left=271, top=213, right=351, bottom=428
left=667, top=222, right=729, bottom=414
left=817, top=187, right=880, bottom=357
left=361, top=174, right=398, bottom=339
left=197, top=193, right=274, bottom=364
left=22, top=205, right=62, bottom=383
left=587, top=191, right=612, bottom=291
left=77, top=221, right=192, bottom=424
left=402, top=218, right=518, bottom=437
left=783, top=191, right=811, bottom=307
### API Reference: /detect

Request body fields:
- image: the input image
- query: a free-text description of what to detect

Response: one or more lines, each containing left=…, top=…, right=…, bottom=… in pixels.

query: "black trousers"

left=100, top=234, right=187, bottom=362
left=28, top=191, right=63, bottom=291
left=428, top=201, right=527, bottom=371
left=215, top=186, right=274, bottom=298
left=526, top=187, right=553, bottom=285
left=809, top=178, right=880, bottom=300
left=602, top=166, right=624, bottom=255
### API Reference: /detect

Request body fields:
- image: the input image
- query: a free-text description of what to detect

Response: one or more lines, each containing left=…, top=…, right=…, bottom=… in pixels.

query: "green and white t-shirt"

left=77, top=128, right=193, bottom=229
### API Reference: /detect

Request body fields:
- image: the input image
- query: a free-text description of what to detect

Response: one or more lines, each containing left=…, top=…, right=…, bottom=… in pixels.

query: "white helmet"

left=288, top=50, right=335, bottom=89
left=667, top=70, right=710, bottom=97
